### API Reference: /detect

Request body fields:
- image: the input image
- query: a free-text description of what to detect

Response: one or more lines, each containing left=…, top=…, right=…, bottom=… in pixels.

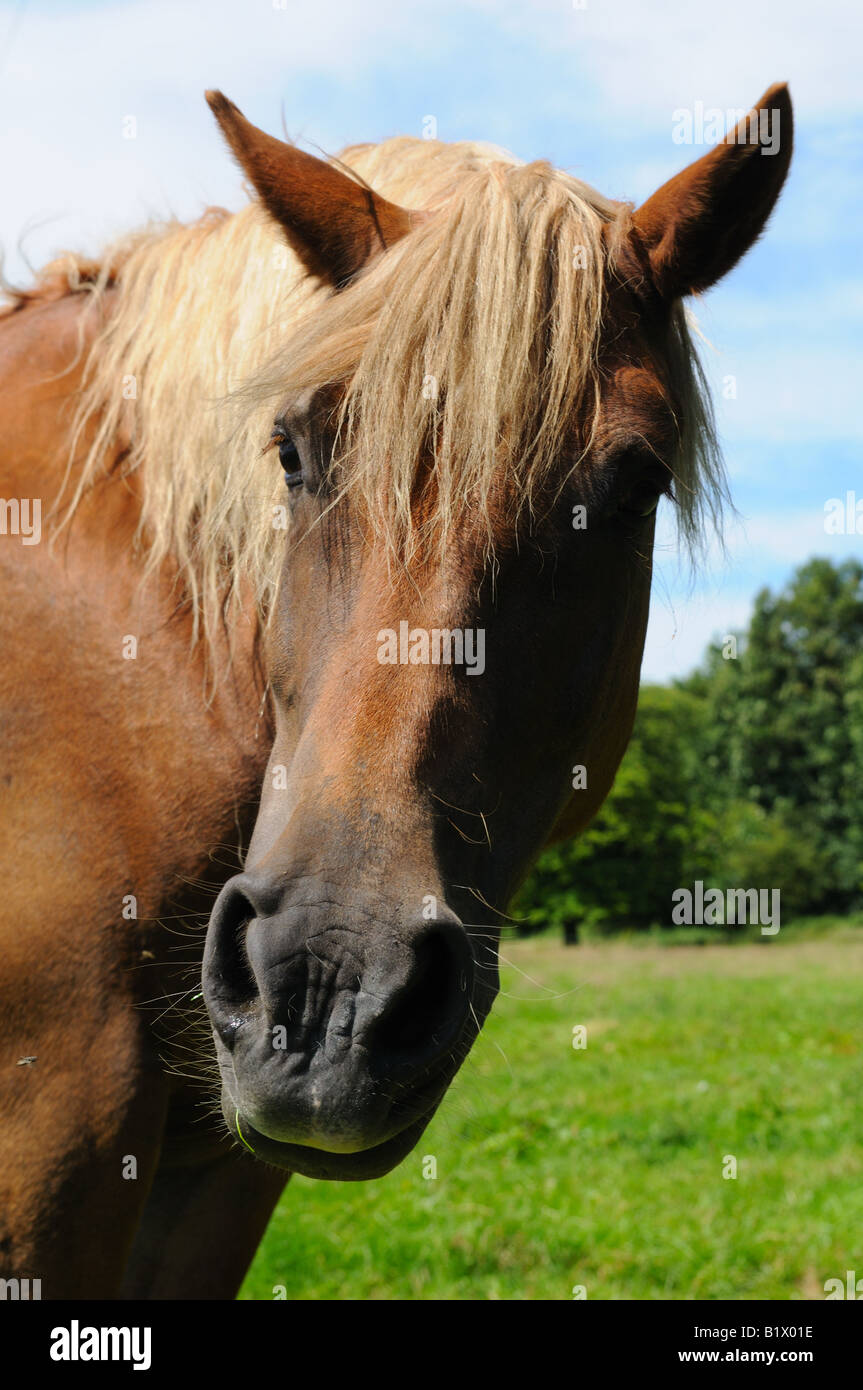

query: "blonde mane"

left=23, top=135, right=723, bottom=662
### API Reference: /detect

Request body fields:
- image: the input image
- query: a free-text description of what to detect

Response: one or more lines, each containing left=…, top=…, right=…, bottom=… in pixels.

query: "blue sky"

left=1, top=0, right=860, bottom=680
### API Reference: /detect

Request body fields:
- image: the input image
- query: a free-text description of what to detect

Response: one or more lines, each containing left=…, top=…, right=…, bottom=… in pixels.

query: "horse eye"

left=619, top=463, right=672, bottom=518
left=276, top=434, right=304, bottom=489
left=620, top=484, right=661, bottom=517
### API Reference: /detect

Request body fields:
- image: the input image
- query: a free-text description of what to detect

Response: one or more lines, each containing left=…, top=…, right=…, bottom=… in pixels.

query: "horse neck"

left=1, top=283, right=266, bottom=705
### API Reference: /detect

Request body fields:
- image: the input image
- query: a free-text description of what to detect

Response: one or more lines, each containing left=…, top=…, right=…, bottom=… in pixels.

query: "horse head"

left=202, top=87, right=792, bottom=1176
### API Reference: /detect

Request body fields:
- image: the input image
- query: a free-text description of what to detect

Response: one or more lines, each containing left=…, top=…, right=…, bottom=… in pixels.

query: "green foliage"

left=698, top=801, right=826, bottom=921
left=515, top=558, right=863, bottom=934
left=688, top=558, right=863, bottom=911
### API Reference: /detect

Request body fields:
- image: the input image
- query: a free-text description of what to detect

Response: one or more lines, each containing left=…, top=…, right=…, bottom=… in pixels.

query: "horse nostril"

left=203, top=877, right=260, bottom=1027
left=370, top=924, right=472, bottom=1073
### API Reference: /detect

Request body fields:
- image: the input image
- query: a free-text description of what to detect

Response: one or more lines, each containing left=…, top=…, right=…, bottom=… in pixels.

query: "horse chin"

left=224, top=1104, right=433, bottom=1180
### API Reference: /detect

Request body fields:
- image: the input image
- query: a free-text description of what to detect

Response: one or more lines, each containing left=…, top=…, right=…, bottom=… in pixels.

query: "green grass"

left=240, top=926, right=863, bottom=1300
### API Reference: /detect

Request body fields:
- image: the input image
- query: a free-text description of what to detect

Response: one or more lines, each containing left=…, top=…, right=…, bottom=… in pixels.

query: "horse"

left=0, top=83, right=792, bottom=1299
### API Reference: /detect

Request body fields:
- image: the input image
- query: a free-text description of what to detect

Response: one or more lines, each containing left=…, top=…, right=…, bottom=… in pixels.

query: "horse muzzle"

left=202, top=874, right=477, bottom=1174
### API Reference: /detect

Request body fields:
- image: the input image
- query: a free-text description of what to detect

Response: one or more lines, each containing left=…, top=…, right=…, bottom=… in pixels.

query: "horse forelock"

left=55, top=135, right=723, bottom=674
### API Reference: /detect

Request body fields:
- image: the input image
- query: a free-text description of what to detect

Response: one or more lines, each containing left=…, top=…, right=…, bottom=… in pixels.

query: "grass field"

left=240, top=925, right=863, bottom=1300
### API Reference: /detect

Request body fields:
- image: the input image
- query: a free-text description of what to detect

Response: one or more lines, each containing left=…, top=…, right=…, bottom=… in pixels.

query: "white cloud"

left=2, top=0, right=859, bottom=280
left=478, top=0, right=863, bottom=120
left=642, top=587, right=754, bottom=683
left=643, top=498, right=863, bottom=681
left=0, top=0, right=437, bottom=277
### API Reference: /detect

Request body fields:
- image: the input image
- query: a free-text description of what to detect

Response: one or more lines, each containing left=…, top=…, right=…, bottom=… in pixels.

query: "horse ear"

left=629, top=83, right=793, bottom=300
left=205, top=90, right=417, bottom=288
